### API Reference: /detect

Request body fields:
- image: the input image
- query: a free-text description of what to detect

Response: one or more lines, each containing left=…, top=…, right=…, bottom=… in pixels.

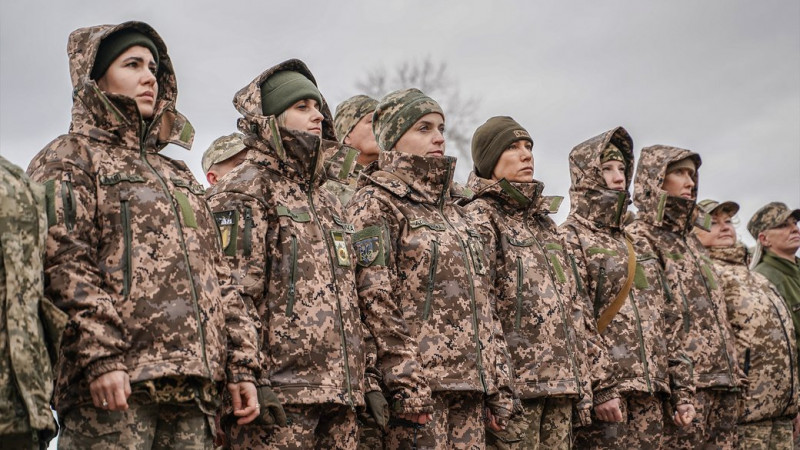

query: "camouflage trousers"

left=385, top=391, right=485, bottom=450
left=737, top=417, right=794, bottom=450
left=663, top=388, right=738, bottom=450
left=486, top=396, right=573, bottom=450
left=574, top=392, right=664, bottom=449
left=226, top=403, right=358, bottom=449
left=58, top=402, right=213, bottom=449
left=357, top=416, right=385, bottom=450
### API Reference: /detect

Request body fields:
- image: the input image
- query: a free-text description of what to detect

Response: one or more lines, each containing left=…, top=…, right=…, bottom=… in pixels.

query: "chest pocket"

left=170, top=178, right=206, bottom=229
left=634, top=253, right=658, bottom=290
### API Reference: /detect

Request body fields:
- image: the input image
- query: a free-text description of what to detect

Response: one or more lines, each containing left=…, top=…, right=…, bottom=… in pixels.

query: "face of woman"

left=662, top=167, right=696, bottom=199
left=601, top=160, right=626, bottom=191
left=760, top=217, right=800, bottom=259
left=281, top=99, right=324, bottom=136
left=696, top=212, right=737, bottom=248
left=394, top=113, right=446, bottom=157
left=344, top=112, right=380, bottom=164
left=491, top=140, right=533, bottom=182
left=97, top=45, right=158, bottom=119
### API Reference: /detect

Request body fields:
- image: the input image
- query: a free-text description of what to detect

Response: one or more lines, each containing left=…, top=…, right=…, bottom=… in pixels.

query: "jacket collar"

left=367, top=151, right=456, bottom=205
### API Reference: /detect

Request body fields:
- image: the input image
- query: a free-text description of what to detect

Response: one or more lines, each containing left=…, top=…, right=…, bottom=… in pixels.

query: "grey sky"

left=1, top=0, right=798, bottom=247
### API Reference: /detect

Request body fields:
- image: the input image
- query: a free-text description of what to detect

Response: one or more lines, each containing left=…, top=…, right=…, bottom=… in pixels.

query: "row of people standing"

left=3, top=19, right=799, bottom=450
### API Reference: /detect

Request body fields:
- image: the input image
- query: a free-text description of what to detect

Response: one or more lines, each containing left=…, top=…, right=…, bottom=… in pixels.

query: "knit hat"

left=747, top=202, right=800, bottom=239
left=601, top=143, right=625, bottom=163
left=372, top=88, right=444, bottom=151
left=470, top=116, right=533, bottom=179
left=334, top=95, right=378, bottom=144
left=260, top=70, right=322, bottom=117
left=91, top=29, right=159, bottom=80
left=697, top=199, right=740, bottom=218
left=666, top=157, right=697, bottom=174
left=202, top=133, right=247, bottom=173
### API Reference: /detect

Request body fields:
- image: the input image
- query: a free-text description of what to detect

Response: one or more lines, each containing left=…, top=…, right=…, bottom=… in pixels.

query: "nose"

left=521, top=148, right=532, bottom=161
left=432, top=129, right=445, bottom=145
left=142, top=69, right=157, bottom=86
left=685, top=175, right=695, bottom=188
left=311, top=108, right=324, bottom=123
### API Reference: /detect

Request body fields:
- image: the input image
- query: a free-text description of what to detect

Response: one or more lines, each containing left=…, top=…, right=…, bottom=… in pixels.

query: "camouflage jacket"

left=0, top=156, right=62, bottom=437
left=560, top=128, right=694, bottom=407
left=463, top=174, right=591, bottom=409
left=629, top=145, right=742, bottom=391
left=205, top=59, right=367, bottom=407
left=709, top=244, right=799, bottom=423
left=755, top=252, right=800, bottom=353
left=348, top=151, right=513, bottom=414
left=26, top=22, right=259, bottom=414
left=322, top=144, right=363, bottom=207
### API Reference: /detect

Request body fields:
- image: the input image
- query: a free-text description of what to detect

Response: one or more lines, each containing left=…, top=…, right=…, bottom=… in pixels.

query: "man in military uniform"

left=202, top=132, right=248, bottom=186
left=0, top=155, right=66, bottom=449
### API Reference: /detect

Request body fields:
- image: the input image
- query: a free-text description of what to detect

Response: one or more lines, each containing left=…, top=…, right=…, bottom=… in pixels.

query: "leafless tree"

left=356, top=57, right=481, bottom=180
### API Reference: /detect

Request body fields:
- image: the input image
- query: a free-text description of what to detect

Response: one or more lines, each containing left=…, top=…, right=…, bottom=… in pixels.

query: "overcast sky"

left=1, top=0, right=798, bottom=247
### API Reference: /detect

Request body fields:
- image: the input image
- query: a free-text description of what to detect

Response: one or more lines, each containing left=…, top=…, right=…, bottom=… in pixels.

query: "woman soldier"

left=462, top=116, right=592, bottom=449
left=205, top=59, right=380, bottom=449
left=696, top=199, right=800, bottom=448
left=558, top=127, right=695, bottom=449
left=26, top=22, right=260, bottom=448
left=348, top=88, right=515, bottom=449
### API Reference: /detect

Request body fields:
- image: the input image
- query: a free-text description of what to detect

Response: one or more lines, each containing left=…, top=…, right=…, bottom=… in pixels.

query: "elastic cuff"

left=85, top=357, right=127, bottom=383
left=226, top=367, right=256, bottom=384
left=592, top=388, right=620, bottom=406
left=392, top=394, right=434, bottom=415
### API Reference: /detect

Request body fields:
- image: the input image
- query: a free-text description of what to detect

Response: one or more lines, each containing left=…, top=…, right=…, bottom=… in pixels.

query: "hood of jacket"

left=366, top=151, right=456, bottom=206
left=566, top=126, right=633, bottom=231
left=466, top=172, right=562, bottom=217
left=707, top=242, right=749, bottom=267
left=67, top=22, right=194, bottom=152
left=233, top=59, right=336, bottom=188
left=633, top=145, right=709, bottom=234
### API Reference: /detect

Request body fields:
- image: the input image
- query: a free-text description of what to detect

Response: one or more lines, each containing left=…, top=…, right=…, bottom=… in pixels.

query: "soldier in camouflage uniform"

left=628, top=145, right=743, bottom=449
left=202, top=132, right=248, bottom=186
left=462, top=117, right=592, bottom=450
left=0, top=156, right=66, bottom=449
left=696, top=199, right=800, bottom=449
left=324, top=95, right=381, bottom=206
left=348, top=88, right=516, bottom=450
left=206, top=58, right=380, bottom=450
left=26, top=22, right=261, bottom=449
left=559, top=127, right=696, bottom=449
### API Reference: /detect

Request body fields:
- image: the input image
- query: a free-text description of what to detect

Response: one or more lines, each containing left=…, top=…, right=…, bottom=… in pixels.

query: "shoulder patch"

left=214, top=210, right=238, bottom=255
left=353, top=225, right=386, bottom=267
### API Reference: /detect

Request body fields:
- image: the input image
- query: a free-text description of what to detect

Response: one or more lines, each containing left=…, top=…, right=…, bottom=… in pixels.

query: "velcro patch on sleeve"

left=213, top=209, right=238, bottom=256
left=353, top=225, right=386, bottom=267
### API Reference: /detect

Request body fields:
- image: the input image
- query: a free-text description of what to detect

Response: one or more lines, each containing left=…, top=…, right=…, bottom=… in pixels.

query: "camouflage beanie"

left=601, top=143, right=625, bottom=163
left=334, top=95, right=378, bottom=144
left=373, top=88, right=444, bottom=151
left=91, top=29, right=159, bottom=80
left=202, top=132, right=247, bottom=173
left=471, top=116, right=533, bottom=179
left=260, top=71, right=322, bottom=117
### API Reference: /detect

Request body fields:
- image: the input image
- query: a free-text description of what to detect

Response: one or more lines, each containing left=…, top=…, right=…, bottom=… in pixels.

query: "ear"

left=206, top=171, right=218, bottom=186
left=758, top=232, right=770, bottom=247
left=344, top=134, right=352, bottom=146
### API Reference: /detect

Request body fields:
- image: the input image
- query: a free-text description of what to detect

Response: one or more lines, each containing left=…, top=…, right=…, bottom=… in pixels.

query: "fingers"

left=89, top=370, right=130, bottom=411
left=228, top=383, right=243, bottom=413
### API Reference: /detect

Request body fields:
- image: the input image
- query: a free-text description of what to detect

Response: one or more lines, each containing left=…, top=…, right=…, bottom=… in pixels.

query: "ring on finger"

left=102, top=399, right=109, bottom=408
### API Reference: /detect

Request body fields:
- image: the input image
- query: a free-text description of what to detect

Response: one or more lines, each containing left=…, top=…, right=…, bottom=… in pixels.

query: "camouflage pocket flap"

left=170, top=178, right=206, bottom=195
left=506, top=236, right=535, bottom=247
left=409, top=218, right=445, bottom=231
left=587, top=247, right=618, bottom=256
left=545, top=242, right=563, bottom=251
left=99, top=173, right=146, bottom=185
left=276, top=205, right=311, bottom=223
left=332, top=214, right=356, bottom=233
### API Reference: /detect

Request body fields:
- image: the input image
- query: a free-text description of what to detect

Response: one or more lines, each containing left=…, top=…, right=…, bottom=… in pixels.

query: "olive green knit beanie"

left=471, top=116, right=532, bottom=178
left=260, top=70, right=322, bottom=117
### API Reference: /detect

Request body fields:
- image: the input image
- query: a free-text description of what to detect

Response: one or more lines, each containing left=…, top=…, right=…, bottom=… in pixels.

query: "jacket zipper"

left=628, top=289, right=653, bottom=393
left=514, top=256, right=523, bottom=331
left=423, top=240, right=439, bottom=321
left=286, top=235, right=297, bottom=316
left=305, top=145, right=355, bottom=410
left=120, top=199, right=132, bottom=298
left=138, top=118, right=211, bottom=378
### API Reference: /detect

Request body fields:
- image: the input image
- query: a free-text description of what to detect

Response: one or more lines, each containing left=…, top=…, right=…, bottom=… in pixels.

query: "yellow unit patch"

left=331, top=230, right=350, bottom=267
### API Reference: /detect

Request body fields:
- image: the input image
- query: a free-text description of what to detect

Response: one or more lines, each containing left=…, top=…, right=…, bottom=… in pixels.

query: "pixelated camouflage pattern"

left=372, top=88, right=444, bottom=152
left=26, top=22, right=259, bottom=414
left=322, top=143, right=363, bottom=207
left=201, top=132, right=247, bottom=173
left=629, top=145, right=742, bottom=391
left=0, top=156, right=59, bottom=438
left=560, top=128, right=695, bottom=409
left=487, top=396, right=573, bottom=450
left=348, top=151, right=514, bottom=416
left=574, top=392, right=664, bottom=449
left=707, top=243, right=799, bottom=423
left=206, top=60, right=367, bottom=409
left=738, top=417, right=794, bottom=450
left=58, top=402, right=213, bottom=449
left=663, top=389, right=738, bottom=449
left=747, top=201, right=800, bottom=239
left=334, top=95, right=378, bottom=143
left=463, top=174, right=591, bottom=411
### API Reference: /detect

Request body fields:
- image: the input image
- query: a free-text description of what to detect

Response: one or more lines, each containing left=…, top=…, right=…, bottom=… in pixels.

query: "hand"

left=395, top=412, right=432, bottom=425
left=228, top=382, right=260, bottom=425
left=594, top=398, right=623, bottom=422
left=253, top=386, right=287, bottom=427
left=793, top=412, right=800, bottom=439
left=365, top=391, right=390, bottom=429
left=673, top=403, right=696, bottom=427
left=89, top=370, right=131, bottom=411
left=485, top=407, right=505, bottom=431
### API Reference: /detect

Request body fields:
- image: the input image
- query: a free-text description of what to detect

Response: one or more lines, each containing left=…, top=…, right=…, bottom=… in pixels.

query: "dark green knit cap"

left=471, top=116, right=533, bottom=178
left=260, top=70, right=322, bottom=117
left=91, top=29, right=159, bottom=80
